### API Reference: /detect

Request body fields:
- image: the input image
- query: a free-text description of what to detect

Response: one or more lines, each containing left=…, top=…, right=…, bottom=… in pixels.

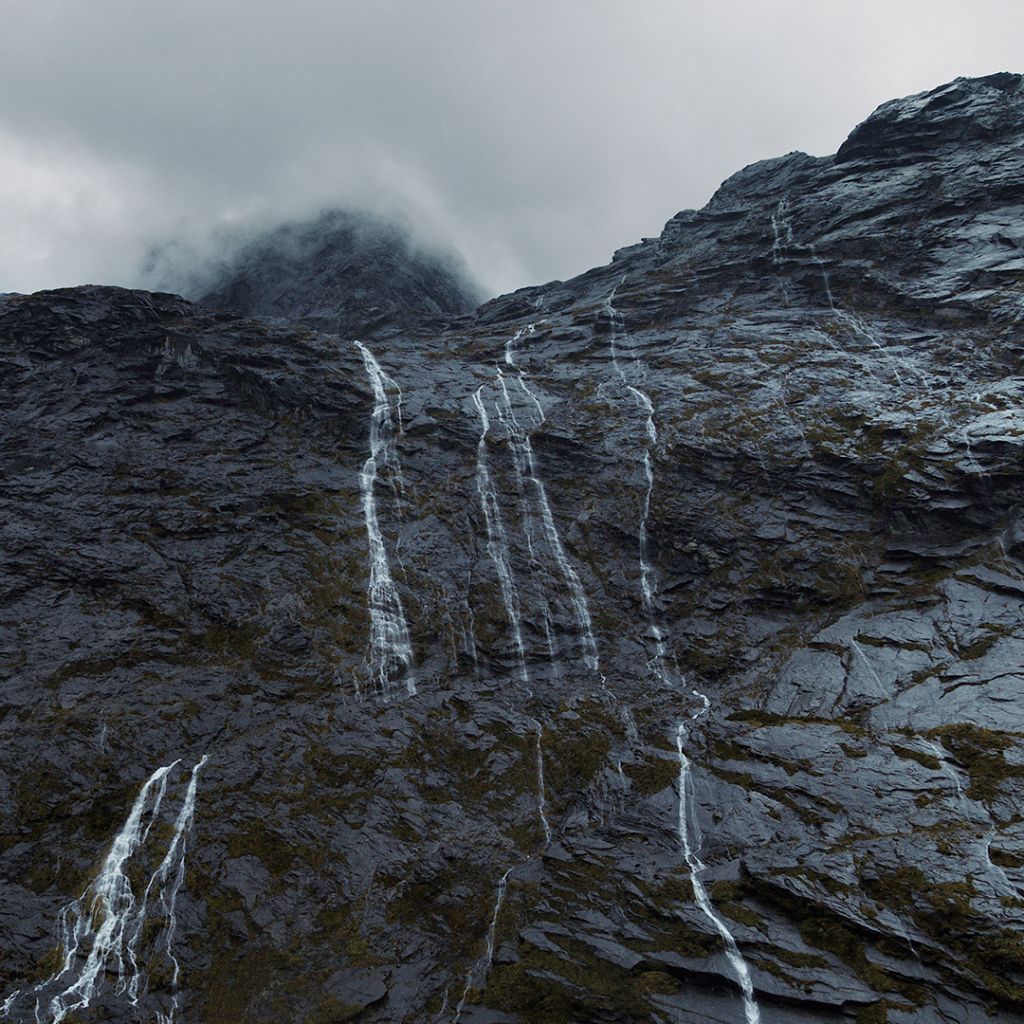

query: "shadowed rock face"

left=2, top=73, right=1024, bottom=1024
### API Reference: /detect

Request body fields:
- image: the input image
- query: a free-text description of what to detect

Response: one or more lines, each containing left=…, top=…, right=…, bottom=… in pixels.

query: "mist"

left=1, top=0, right=1021, bottom=298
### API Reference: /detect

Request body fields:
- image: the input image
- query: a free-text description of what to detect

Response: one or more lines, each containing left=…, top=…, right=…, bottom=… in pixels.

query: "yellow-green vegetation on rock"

left=624, top=752, right=678, bottom=796
left=928, top=723, right=1024, bottom=802
left=856, top=1001, right=890, bottom=1024
left=755, top=878, right=928, bottom=1006
left=860, top=865, right=1024, bottom=1006
left=303, top=994, right=364, bottom=1024
left=890, top=744, right=941, bottom=770
left=313, top=897, right=382, bottom=969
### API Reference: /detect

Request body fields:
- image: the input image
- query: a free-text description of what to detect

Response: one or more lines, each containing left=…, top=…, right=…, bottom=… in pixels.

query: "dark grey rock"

left=3, top=72, right=1024, bottom=1023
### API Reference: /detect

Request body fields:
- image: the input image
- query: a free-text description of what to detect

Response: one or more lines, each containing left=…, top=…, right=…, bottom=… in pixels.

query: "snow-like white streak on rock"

left=38, top=762, right=177, bottom=1023
left=675, top=712, right=761, bottom=1024
left=495, top=366, right=599, bottom=673
left=471, top=386, right=528, bottom=684
left=126, top=755, right=209, bottom=1021
left=532, top=722, right=552, bottom=845
left=453, top=867, right=514, bottom=1023
left=353, top=340, right=416, bottom=698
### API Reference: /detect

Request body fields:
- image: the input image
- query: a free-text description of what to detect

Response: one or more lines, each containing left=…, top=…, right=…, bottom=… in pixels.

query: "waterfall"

left=603, top=288, right=672, bottom=688
left=126, top=755, right=209, bottom=1021
left=532, top=722, right=552, bottom=845
left=7, top=757, right=208, bottom=1024
left=453, top=867, right=514, bottom=1023
left=638, top=449, right=671, bottom=686
left=471, top=385, right=528, bottom=684
left=353, top=340, right=417, bottom=698
left=494, top=361, right=599, bottom=673
left=675, top=713, right=761, bottom=1024
left=925, top=740, right=966, bottom=802
left=774, top=199, right=915, bottom=384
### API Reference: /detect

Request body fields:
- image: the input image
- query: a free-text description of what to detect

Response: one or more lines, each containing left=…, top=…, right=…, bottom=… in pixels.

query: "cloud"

left=1, top=0, right=1021, bottom=296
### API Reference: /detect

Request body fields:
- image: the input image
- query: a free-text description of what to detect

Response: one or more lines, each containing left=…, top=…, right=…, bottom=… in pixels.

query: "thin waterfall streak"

left=850, top=639, right=886, bottom=695
left=354, top=340, right=416, bottom=698
left=533, top=724, right=552, bottom=845
left=604, top=286, right=673, bottom=690
left=127, top=755, right=208, bottom=1005
left=776, top=198, right=910, bottom=383
left=639, top=452, right=669, bottom=685
left=453, top=867, right=514, bottom=1023
left=925, top=740, right=967, bottom=803
left=453, top=967, right=474, bottom=1024
left=603, top=281, right=626, bottom=381
left=43, top=763, right=178, bottom=1022
left=16, top=758, right=207, bottom=1024
left=675, top=720, right=761, bottom=1024
left=540, top=600, right=562, bottom=681
left=496, top=371, right=598, bottom=673
left=626, top=386, right=657, bottom=443
left=472, top=386, right=528, bottom=684
left=483, top=869, right=512, bottom=970
left=492, top=385, right=554, bottom=674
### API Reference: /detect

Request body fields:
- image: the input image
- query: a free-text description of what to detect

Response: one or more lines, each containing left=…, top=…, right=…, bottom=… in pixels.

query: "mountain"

left=146, top=208, right=483, bottom=337
left=1, top=72, right=1023, bottom=1024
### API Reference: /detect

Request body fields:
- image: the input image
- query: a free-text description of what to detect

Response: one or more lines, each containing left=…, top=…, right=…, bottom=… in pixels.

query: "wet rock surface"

left=2, top=73, right=1024, bottom=1023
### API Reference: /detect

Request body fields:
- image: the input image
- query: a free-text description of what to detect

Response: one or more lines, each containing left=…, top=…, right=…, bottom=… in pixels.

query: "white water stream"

left=472, top=385, right=528, bottom=684
left=495, top=327, right=599, bottom=673
left=453, top=866, right=514, bottom=1023
left=354, top=340, right=417, bottom=698
left=5, top=757, right=208, bottom=1024
left=532, top=722, right=552, bottom=845
left=603, top=288, right=672, bottom=687
left=675, top=708, right=761, bottom=1024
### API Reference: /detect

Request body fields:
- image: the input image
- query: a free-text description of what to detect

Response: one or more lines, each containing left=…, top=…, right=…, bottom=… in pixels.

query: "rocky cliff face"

left=1, top=73, right=1023, bottom=1024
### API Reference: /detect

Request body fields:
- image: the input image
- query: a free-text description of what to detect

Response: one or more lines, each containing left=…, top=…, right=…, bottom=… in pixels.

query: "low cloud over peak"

left=1, top=0, right=1021, bottom=297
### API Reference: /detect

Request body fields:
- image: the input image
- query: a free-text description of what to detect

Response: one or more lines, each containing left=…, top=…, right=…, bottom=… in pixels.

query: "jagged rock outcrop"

left=1, top=73, right=1024, bottom=1024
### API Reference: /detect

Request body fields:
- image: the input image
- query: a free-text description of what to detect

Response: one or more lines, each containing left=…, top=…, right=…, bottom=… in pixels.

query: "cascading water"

left=532, top=721, right=552, bottom=845
left=773, top=199, right=915, bottom=384
left=603, top=288, right=672, bottom=688
left=128, top=755, right=208, bottom=1021
left=453, top=867, right=514, bottom=1023
left=471, top=385, right=528, bottom=684
left=4, top=757, right=208, bottom=1024
left=494, top=330, right=599, bottom=673
left=675, top=707, right=761, bottom=1024
left=353, top=340, right=417, bottom=698
left=925, top=740, right=966, bottom=802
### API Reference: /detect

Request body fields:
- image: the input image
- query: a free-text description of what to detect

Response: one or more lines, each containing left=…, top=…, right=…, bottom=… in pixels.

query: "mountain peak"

left=149, top=209, right=482, bottom=338
left=835, top=71, right=1024, bottom=165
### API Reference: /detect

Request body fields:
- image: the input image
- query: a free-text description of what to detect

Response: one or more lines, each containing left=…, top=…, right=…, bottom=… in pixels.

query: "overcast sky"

left=1, top=0, right=1021, bottom=297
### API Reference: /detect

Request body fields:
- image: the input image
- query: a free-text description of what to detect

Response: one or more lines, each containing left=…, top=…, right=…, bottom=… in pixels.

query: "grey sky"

left=1, top=0, right=1021, bottom=297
